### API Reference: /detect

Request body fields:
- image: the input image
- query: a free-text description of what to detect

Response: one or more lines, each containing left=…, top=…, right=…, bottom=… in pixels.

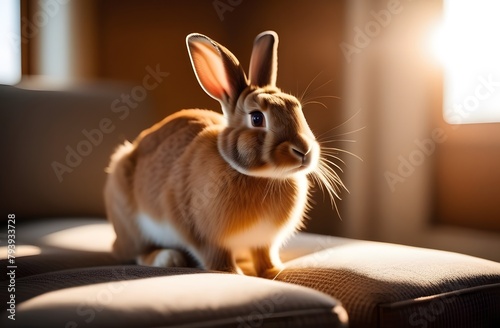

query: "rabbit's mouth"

left=288, top=157, right=318, bottom=175
left=272, top=139, right=320, bottom=175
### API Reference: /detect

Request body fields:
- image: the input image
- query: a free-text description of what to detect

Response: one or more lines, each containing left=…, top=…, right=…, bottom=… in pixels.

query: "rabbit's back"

left=132, top=109, right=226, bottom=218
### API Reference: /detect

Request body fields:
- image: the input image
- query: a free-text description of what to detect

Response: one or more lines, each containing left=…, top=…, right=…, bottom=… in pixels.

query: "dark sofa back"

left=0, top=83, right=157, bottom=220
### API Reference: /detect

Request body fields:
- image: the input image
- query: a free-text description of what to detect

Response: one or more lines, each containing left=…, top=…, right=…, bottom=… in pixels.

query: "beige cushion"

left=4, top=266, right=347, bottom=328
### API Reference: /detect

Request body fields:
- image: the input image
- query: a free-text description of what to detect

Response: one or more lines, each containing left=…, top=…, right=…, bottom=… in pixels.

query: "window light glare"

left=0, top=0, right=21, bottom=85
left=431, top=0, right=500, bottom=124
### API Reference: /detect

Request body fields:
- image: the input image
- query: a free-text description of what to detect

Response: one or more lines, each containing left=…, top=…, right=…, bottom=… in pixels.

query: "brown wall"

left=434, top=124, right=500, bottom=232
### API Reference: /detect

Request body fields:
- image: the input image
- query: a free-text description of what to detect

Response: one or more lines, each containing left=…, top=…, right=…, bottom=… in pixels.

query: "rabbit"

left=104, top=31, right=344, bottom=277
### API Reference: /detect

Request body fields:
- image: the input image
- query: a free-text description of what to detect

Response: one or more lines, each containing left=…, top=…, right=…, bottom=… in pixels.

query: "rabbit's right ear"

left=187, top=33, right=248, bottom=112
left=249, top=31, right=278, bottom=87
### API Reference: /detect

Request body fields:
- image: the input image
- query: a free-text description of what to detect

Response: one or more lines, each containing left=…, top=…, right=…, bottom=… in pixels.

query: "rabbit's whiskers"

left=321, top=146, right=363, bottom=163
left=314, top=109, right=364, bottom=140
left=310, top=157, right=346, bottom=219
left=306, top=127, right=364, bottom=219
left=301, top=95, right=342, bottom=110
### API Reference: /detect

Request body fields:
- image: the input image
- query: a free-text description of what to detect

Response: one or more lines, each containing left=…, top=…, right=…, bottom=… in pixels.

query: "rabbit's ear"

left=249, top=31, right=278, bottom=87
left=187, top=33, right=248, bottom=110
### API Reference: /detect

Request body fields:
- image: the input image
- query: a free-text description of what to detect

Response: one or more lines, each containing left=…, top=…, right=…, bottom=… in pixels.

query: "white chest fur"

left=222, top=219, right=280, bottom=250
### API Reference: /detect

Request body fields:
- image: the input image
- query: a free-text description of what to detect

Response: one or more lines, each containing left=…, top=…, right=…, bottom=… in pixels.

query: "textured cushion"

left=0, top=266, right=347, bottom=328
left=273, top=240, right=500, bottom=328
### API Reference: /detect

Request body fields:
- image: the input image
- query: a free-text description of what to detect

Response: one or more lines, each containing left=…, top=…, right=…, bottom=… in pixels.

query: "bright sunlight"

left=0, top=0, right=21, bottom=85
left=430, top=0, right=500, bottom=124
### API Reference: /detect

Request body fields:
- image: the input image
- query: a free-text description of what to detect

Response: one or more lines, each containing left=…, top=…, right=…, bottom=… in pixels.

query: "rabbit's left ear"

left=249, top=31, right=278, bottom=87
left=187, top=33, right=248, bottom=109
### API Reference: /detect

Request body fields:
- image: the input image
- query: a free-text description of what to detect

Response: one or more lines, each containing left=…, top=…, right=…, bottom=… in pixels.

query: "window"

left=431, top=0, right=500, bottom=124
left=0, top=0, right=21, bottom=85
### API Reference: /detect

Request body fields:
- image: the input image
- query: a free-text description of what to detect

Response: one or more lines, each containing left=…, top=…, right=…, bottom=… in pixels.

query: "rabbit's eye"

left=250, top=111, right=265, bottom=127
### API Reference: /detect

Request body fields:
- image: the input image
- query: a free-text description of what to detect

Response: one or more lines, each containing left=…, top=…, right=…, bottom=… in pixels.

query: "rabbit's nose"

left=290, top=138, right=312, bottom=164
left=289, top=133, right=315, bottom=166
left=291, top=147, right=310, bottom=163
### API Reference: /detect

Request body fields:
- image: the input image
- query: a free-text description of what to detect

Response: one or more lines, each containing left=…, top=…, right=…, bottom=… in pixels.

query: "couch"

left=1, top=83, right=499, bottom=327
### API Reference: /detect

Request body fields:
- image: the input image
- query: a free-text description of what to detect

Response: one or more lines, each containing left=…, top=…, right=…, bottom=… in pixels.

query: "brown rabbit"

left=104, top=31, right=344, bottom=277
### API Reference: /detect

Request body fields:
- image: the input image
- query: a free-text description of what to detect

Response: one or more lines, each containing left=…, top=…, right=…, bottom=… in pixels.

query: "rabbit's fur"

left=104, top=31, right=341, bottom=277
